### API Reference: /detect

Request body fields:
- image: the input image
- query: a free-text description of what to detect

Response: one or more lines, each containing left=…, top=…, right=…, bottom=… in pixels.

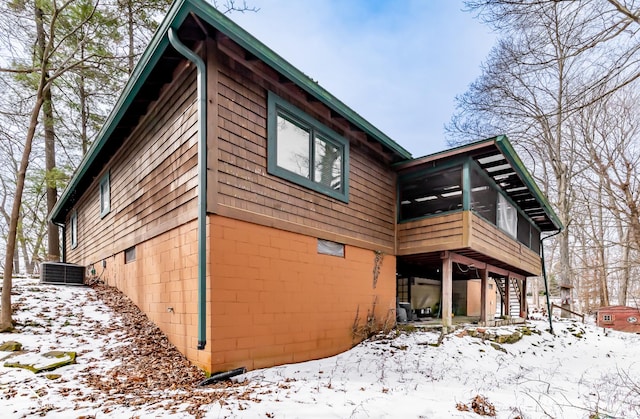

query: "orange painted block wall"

left=99, top=220, right=210, bottom=369
left=97, top=215, right=396, bottom=373
left=208, top=215, right=396, bottom=372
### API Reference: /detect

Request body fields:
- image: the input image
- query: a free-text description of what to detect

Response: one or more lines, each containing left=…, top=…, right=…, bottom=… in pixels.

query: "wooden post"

left=504, top=276, right=510, bottom=317
left=442, top=253, right=452, bottom=329
left=520, top=278, right=528, bottom=319
left=480, top=269, right=489, bottom=324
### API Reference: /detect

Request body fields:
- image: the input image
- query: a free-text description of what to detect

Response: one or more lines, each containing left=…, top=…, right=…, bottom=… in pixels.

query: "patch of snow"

left=1, top=276, right=640, bottom=418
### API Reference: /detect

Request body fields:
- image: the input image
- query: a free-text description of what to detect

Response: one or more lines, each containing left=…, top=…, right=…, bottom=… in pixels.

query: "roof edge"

left=51, top=0, right=411, bottom=224
left=494, top=135, right=563, bottom=231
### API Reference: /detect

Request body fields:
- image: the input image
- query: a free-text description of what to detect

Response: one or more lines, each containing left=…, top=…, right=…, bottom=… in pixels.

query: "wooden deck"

left=397, top=211, right=541, bottom=276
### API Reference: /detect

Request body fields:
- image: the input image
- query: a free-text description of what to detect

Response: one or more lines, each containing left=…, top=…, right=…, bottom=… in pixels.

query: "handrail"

left=551, top=303, right=585, bottom=323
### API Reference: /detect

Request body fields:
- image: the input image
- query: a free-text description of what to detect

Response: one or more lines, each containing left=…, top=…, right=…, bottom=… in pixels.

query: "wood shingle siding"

left=212, top=57, right=396, bottom=252
left=66, top=66, right=199, bottom=266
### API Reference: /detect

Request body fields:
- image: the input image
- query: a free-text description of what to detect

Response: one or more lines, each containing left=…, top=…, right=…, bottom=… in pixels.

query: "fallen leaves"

left=456, top=394, right=496, bottom=416
left=74, top=282, right=255, bottom=418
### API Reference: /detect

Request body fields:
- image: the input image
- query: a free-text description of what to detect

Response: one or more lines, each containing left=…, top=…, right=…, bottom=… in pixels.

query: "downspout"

left=168, top=27, right=208, bottom=350
left=541, top=229, right=562, bottom=335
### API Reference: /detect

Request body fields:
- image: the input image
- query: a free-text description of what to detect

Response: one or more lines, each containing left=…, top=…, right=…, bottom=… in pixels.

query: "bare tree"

left=0, top=0, right=105, bottom=331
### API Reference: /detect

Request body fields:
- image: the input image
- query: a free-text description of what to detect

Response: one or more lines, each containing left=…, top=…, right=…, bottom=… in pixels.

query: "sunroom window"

left=497, top=194, right=517, bottom=238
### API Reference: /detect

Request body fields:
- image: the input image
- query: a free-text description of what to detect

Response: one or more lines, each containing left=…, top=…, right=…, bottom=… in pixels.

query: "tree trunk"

left=35, top=5, right=60, bottom=262
left=597, top=183, right=609, bottom=307
left=44, top=84, right=59, bottom=261
left=127, top=0, right=134, bottom=74
left=619, top=228, right=631, bottom=306
left=12, top=246, right=20, bottom=275
left=1, top=95, right=44, bottom=331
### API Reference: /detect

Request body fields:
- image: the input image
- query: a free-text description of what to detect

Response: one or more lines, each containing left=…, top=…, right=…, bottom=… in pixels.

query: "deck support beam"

left=520, top=278, right=528, bottom=318
left=504, top=276, right=510, bottom=317
left=441, top=253, right=452, bottom=330
left=480, top=269, right=489, bottom=323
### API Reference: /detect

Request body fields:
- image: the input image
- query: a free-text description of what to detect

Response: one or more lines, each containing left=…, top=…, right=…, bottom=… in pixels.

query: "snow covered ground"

left=1, top=276, right=639, bottom=418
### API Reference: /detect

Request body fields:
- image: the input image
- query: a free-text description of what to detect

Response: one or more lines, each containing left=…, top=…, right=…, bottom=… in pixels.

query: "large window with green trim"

left=267, top=92, right=349, bottom=202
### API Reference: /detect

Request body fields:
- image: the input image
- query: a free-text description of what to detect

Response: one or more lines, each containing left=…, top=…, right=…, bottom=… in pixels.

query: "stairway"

left=495, top=277, right=522, bottom=318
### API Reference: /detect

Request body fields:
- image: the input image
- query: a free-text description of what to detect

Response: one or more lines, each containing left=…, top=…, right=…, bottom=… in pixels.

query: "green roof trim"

left=493, top=135, right=563, bottom=231
left=50, top=0, right=410, bottom=224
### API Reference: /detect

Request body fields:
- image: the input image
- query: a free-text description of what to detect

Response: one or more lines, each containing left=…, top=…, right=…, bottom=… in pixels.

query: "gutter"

left=168, top=27, right=208, bottom=351
left=540, top=228, right=562, bottom=335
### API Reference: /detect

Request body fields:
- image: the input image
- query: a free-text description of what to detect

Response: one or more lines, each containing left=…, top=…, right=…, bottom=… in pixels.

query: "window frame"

left=70, top=210, right=78, bottom=249
left=267, top=91, right=349, bottom=203
left=317, top=239, right=345, bottom=258
left=124, top=246, right=136, bottom=264
left=99, top=171, right=111, bottom=218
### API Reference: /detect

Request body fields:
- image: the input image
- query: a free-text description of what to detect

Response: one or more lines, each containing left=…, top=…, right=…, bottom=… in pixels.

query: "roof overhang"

left=395, top=135, right=563, bottom=232
left=50, top=0, right=411, bottom=224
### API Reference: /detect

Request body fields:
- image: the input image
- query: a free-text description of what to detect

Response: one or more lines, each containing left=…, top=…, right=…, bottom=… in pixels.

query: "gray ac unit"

left=40, top=262, right=85, bottom=285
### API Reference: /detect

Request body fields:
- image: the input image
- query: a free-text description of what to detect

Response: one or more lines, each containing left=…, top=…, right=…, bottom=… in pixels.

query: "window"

left=603, top=314, right=612, bottom=322
left=124, top=246, right=136, bottom=264
left=399, top=166, right=463, bottom=221
left=100, top=171, right=110, bottom=217
left=497, top=194, right=517, bottom=238
left=317, top=239, right=345, bottom=257
left=70, top=210, right=78, bottom=249
left=267, top=92, right=349, bottom=202
left=470, top=166, right=497, bottom=224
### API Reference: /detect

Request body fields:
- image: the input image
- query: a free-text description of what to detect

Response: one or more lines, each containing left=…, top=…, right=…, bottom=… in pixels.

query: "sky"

left=228, top=0, right=497, bottom=158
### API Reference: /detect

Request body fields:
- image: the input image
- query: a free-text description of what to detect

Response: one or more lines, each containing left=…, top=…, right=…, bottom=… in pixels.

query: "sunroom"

left=394, top=136, right=562, bottom=328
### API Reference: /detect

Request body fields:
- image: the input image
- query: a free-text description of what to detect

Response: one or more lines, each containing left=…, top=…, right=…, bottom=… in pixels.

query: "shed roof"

left=596, top=306, right=640, bottom=312
left=50, top=0, right=411, bottom=224
left=394, top=135, right=563, bottom=232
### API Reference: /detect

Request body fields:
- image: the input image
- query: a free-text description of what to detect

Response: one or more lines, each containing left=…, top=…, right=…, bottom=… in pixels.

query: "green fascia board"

left=185, top=0, right=411, bottom=160
left=50, top=0, right=410, bottom=223
left=494, top=135, right=563, bottom=231
left=50, top=0, right=192, bottom=223
left=393, top=136, right=498, bottom=168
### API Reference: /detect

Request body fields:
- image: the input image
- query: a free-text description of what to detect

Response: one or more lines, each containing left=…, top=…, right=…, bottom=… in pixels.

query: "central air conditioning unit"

left=40, top=262, right=85, bottom=285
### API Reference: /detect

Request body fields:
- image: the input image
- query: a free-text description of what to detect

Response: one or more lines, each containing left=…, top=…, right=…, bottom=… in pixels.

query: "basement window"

left=99, top=171, right=111, bottom=218
left=267, top=92, right=349, bottom=202
left=124, top=246, right=136, bottom=264
left=317, top=239, right=345, bottom=257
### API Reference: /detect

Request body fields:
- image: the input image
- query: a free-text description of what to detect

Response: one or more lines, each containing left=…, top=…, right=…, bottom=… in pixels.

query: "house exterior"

left=49, top=0, right=562, bottom=374
left=596, top=306, right=640, bottom=333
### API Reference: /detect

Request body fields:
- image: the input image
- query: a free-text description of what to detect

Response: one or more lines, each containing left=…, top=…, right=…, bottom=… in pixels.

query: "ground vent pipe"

left=168, top=27, right=208, bottom=351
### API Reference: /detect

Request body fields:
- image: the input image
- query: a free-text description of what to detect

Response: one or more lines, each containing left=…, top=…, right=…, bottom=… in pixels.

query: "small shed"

left=596, top=306, right=640, bottom=333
